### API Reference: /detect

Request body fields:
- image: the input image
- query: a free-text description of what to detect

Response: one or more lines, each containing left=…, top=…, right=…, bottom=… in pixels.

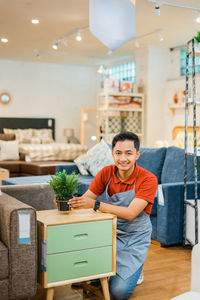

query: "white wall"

left=0, top=59, right=97, bottom=142
left=145, top=46, right=168, bottom=146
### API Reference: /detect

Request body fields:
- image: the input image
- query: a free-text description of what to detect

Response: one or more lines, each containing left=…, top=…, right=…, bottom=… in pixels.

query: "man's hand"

left=68, top=196, right=95, bottom=209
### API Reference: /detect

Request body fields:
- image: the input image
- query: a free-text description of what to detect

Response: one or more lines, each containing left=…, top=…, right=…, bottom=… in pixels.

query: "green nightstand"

left=37, top=209, right=117, bottom=300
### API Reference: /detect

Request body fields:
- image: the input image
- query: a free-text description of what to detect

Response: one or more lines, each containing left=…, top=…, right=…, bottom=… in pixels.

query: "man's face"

left=112, top=140, right=140, bottom=172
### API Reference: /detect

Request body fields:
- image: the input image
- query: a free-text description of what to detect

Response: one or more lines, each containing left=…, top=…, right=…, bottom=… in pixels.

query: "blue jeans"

left=109, top=265, right=143, bottom=300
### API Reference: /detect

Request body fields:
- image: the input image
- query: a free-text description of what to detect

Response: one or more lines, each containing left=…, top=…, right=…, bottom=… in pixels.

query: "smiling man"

left=69, top=131, right=157, bottom=300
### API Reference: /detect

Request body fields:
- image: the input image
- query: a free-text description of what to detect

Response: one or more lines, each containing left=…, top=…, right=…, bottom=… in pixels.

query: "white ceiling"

left=0, top=0, right=200, bottom=66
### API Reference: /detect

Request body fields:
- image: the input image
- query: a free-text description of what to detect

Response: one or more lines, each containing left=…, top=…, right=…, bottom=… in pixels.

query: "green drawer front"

left=47, top=220, right=112, bottom=254
left=47, top=246, right=112, bottom=283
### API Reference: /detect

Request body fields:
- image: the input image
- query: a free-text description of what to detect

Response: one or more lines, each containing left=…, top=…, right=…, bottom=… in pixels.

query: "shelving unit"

left=97, top=92, right=144, bottom=144
left=184, top=38, right=200, bottom=246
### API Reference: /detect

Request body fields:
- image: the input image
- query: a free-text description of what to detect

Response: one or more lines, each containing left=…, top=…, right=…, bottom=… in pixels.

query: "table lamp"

left=63, top=128, right=74, bottom=143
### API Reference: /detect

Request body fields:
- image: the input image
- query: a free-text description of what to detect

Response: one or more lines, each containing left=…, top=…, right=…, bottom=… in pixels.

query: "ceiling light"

left=155, top=3, right=160, bottom=16
left=135, top=40, right=140, bottom=48
left=32, top=19, right=39, bottom=24
left=158, top=32, right=164, bottom=41
left=107, top=50, right=113, bottom=55
left=52, top=42, right=58, bottom=50
left=196, top=16, right=200, bottom=23
left=1, top=38, right=8, bottom=43
left=62, top=39, right=68, bottom=47
left=76, top=32, right=82, bottom=41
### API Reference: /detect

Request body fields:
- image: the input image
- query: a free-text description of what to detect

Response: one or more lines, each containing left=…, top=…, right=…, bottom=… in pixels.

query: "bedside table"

left=37, top=209, right=117, bottom=300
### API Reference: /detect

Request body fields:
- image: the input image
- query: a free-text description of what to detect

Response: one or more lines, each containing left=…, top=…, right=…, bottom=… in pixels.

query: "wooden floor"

left=30, top=243, right=191, bottom=300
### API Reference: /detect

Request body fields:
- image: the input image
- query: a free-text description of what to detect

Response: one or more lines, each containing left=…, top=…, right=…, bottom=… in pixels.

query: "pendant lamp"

left=89, top=0, right=136, bottom=51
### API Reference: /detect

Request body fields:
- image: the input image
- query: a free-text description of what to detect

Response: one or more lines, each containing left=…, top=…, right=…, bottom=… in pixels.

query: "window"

left=180, top=49, right=200, bottom=76
left=100, top=61, right=136, bottom=88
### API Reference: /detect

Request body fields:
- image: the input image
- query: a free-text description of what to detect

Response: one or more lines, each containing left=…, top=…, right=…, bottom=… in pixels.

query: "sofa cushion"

left=137, top=147, right=167, bottom=183
left=81, top=139, right=114, bottom=177
left=0, top=161, right=21, bottom=173
left=77, top=175, right=94, bottom=195
left=161, top=146, right=194, bottom=184
left=0, top=140, right=19, bottom=161
left=0, top=241, right=8, bottom=280
left=0, top=133, right=15, bottom=141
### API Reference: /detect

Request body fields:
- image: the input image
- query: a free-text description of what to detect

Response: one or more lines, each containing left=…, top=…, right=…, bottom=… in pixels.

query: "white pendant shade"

left=89, top=0, right=136, bottom=51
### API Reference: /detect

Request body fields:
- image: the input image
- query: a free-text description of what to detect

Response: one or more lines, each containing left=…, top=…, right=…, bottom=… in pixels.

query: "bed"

left=0, top=117, right=87, bottom=161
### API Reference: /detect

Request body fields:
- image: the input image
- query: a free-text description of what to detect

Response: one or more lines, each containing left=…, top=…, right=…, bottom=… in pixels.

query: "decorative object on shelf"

left=89, top=0, right=135, bottom=51
left=0, top=92, right=12, bottom=105
left=63, top=128, right=77, bottom=143
left=49, top=170, right=79, bottom=212
left=103, top=78, right=119, bottom=93
left=120, top=81, right=133, bottom=93
left=173, top=90, right=186, bottom=105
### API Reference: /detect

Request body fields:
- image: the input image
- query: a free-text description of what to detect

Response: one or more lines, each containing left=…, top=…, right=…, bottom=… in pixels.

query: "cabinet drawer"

left=47, top=246, right=112, bottom=283
left=47, top=220, right=113, bottom=254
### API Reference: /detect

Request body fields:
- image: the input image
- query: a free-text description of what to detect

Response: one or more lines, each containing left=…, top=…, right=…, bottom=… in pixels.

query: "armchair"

left=0, top=192, right=37, bottom=299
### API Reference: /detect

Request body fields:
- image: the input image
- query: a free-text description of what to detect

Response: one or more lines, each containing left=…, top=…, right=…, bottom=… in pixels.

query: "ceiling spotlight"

left=196, top=16, right=200, bottom=23
left=155, top=3, right=160, bottom=16
left=135, top=40, right=140, bottom=48
left=1, top=38, right=8, bottom=43
left=76, top=32, right=82, bottom=41
left=62, top=39, right=68, bottom=47
left=52, top=42, right=58, bottom=50
left=158, top=32, right=164, bottom=41
left=32, top=19, right=39, bottom=24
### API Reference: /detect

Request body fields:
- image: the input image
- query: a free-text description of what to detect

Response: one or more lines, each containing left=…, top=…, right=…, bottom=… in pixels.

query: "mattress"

left=19, top=143, right=87, bottom=161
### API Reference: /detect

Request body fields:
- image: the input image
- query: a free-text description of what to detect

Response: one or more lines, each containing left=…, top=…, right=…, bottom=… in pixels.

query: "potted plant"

left=49, top=170, right=79, bottom=212
left=194, top=32, right=200, bottom=52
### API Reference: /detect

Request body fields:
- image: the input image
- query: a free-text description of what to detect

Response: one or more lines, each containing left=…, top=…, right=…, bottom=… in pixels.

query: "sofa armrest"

left=55, top=163, right=80, bottom=174
left=0, top=192, right=37, bottom=299
left=156, top=181, right=200, bottom=245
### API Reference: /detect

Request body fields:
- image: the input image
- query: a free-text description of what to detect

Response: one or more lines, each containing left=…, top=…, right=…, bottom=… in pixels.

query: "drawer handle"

left=73, top=233, right=88, bottom=240
left=74, top=260, right=88, bottom=268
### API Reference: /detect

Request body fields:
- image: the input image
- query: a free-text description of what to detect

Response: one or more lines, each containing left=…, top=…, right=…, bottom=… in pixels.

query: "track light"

left=62, top=39, right=68, bottom=47
left=52, top=42, right=58, bottom=50
left=32, top=19, right=39, bottom=24
left=155, top=3, right=160, bottom=16
left=135, top=40, right=140, bottom=48
left=158, top=32, right=164, bottom=41
left=76, top=32, right=82, bottom=41
left=1, top=38, right=8, bottom=43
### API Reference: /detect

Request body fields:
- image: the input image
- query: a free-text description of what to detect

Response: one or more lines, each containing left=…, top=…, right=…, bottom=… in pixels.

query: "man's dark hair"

left=112, top=131, right=140, bottom=151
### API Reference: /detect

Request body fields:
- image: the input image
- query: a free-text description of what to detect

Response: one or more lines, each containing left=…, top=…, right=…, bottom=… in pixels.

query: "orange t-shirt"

left=89, top=163, right=158, bottom=215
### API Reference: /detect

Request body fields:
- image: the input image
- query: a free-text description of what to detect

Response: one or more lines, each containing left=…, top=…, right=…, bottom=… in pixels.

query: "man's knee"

left=109, top=278, right=133, bottom=300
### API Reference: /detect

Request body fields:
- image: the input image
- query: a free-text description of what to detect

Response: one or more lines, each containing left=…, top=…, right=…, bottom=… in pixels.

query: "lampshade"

left=63, top=128, right=74, bottom=138
left=89, top=0, right=136, bottom=51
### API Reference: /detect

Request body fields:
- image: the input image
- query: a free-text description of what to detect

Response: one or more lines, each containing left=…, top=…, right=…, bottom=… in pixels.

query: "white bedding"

left=19, top=143, right=87, bottom=161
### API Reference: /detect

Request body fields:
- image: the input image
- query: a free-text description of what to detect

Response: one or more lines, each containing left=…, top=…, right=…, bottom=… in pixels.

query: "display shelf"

left=98, top=92, right=144, bottom=143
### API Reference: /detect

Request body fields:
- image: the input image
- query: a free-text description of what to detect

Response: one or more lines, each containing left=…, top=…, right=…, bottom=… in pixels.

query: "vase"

left=55, top=196, right=71, bottom=212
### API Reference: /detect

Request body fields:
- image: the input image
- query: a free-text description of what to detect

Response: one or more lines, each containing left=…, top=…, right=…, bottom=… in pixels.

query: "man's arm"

left=68, top=191, right=148, bottom=221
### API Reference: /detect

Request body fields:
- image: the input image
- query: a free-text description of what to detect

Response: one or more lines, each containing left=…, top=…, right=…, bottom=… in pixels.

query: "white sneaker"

left=136, top=272, right=143, bottom=285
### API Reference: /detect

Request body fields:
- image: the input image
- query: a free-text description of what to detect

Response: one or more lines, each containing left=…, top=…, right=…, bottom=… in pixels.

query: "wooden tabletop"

left=37, top=209, right=116, bottom=226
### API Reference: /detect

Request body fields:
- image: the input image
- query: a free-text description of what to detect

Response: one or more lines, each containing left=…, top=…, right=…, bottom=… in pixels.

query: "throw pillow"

left=74, top=153, right=90, bottom=176
left=0, top=140, right=19, bottom=161
left=84, top=139, right=114, bottom=176
left=0, top=133, right=15, bottom=141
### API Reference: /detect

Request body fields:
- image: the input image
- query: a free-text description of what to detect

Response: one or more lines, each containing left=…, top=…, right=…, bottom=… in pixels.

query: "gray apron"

left=104, top=177, right=152, bottom=280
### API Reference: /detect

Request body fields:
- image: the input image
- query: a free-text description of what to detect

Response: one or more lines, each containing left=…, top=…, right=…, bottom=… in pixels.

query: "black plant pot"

left=56, top=194, right=81, bottom=212
left=57, top=197, right=71, bottom=212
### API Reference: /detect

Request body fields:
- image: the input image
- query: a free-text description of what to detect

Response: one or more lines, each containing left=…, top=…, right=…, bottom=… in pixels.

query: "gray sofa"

left=0, top=184, right=55, bottom=299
